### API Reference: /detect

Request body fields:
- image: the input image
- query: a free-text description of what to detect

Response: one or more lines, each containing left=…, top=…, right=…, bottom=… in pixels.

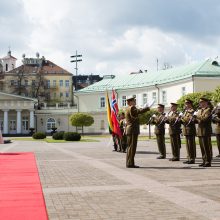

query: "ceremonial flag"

left=111, top=90, right=122, bottom=138
left=106, top=91, right=113, bottom=132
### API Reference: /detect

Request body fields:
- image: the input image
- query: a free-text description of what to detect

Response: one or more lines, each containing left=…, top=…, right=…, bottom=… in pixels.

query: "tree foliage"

left=212, top=86, right=220, bottom=104
left=70, top=113, right=94, bottom=127
left=139, top=109, right=158, bottom=125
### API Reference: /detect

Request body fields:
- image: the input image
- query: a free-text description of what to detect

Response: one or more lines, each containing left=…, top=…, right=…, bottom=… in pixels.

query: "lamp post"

left=70, top=50, right=82, bottom=91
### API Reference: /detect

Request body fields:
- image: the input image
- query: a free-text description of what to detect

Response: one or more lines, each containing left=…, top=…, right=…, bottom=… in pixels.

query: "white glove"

left=144, top=100, right=155, bottom=109
left=152, top=114, right=156, bottom=118
left=179, top=112, right=183, bottom=117
left=193, top=111, right=198, bottom=116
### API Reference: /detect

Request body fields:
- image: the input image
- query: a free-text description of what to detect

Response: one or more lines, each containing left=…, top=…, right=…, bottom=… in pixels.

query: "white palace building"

left=1, top=58, right=220, bottom=135
left=75, top=58, right=220, bottom=134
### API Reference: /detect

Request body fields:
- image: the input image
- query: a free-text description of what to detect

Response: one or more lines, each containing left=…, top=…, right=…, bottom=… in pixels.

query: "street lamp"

left=70, top=50, right=82, bottom=91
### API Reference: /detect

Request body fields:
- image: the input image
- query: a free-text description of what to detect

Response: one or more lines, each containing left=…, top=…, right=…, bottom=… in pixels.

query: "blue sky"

left=1, top=0, right=220, bottom=75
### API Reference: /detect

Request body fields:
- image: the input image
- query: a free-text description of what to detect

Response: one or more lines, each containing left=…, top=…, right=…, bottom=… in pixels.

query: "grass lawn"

left=10, top=136, right=100, bottom=143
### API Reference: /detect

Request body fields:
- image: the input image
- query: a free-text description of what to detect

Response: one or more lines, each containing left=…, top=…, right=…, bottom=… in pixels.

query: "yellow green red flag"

left=106, top=91, right=113, bottom=132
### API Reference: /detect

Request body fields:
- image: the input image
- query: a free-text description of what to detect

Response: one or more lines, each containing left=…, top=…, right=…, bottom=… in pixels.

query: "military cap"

left=126, top=95, right=136, bottom=101
left=185, top=99, right=193, bottom=104
left=170, top=102, right=178, bottom=106
left=199, top=97, right=210, bottom=102
left=158, top=104, right=165, bottom=108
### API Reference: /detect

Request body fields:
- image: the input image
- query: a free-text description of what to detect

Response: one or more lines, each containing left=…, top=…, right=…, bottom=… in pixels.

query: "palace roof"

left=77, top=59, right=220, bottom=93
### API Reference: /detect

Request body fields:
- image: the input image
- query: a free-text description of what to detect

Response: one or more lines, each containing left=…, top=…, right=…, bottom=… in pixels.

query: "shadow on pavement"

left=136, top=151, right=159, bottom=155
left=139, top=166, right=205, bottom=169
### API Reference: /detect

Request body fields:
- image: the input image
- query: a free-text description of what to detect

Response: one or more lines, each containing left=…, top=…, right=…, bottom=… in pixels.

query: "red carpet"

left=0, top=153, right=48, bottom=220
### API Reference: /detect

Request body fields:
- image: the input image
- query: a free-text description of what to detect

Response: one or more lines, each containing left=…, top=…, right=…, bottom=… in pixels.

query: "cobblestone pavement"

left=1, top=137, right=220, bottom=220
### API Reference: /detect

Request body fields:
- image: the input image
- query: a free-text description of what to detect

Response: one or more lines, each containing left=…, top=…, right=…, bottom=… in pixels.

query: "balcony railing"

left=36, top=102, right=77, bottom=110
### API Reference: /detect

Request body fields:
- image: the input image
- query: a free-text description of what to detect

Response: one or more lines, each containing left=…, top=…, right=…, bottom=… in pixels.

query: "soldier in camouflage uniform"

left=194, top=97, right=212, bottom=167
left=151, top=104, right=166, bottom=159
left=181, top=99, right=196, bottom=164
left=165, top=103, right=182, bottom=161
left=212, top=103, right=220, bottom=157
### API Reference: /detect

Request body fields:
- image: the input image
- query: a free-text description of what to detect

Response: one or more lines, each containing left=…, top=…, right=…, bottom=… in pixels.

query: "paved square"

left=1, top=137, right=220, bottom=220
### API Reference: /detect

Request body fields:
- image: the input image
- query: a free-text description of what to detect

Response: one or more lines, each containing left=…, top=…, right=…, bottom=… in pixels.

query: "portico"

left=0, top=92, right=37, bottom=134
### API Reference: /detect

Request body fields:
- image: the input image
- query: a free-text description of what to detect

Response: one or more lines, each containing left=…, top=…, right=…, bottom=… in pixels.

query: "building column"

left=16, top=110, right=22, bottom=134
left=3, top=110, right=9, bottom=134
left=29, top=110, right=34, bottom=128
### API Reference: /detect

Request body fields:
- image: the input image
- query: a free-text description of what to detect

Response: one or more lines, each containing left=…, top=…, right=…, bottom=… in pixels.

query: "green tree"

left=139, top=109, right=158, bottom=125
left=176, top=91, right=213, bottom=110
left=212, top=86, right=220, bottom=104
left=70, top=113, right=94, bottom=135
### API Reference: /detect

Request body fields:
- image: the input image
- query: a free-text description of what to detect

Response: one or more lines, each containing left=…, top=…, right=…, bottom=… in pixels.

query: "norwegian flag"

left=111, top=90, right=119, bottom=115
left=111, top=90, right=122, bottom=138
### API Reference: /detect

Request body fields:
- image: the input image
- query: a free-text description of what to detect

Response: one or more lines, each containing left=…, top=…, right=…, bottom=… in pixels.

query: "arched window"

left=46, top=118, right=56, bottom=131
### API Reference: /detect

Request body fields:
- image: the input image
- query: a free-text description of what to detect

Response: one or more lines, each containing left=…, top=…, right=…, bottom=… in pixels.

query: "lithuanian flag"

left=106, top=91, right=113, bottom=132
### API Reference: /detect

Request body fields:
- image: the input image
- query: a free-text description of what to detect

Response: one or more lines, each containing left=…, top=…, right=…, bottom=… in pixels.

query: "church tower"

left=1, top=50, right=17, bottom=72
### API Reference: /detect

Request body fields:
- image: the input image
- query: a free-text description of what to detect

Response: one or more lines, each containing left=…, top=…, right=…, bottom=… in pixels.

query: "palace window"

left=47, top=118, right=56, bottom=131
left=143, top=93, right=148, bottom=105
left=65, top=80, right=69, bottom=87
left=162, top=91, right=167, bottom=104
left=46, top=80, right=50, bottom=88
left=53, top=80, right=56, bottom=87
left=152, top=92, right=157, bottom=103
left=22, top=116, right=29, bottom=131
left=10, top=80, right=15, bottom=86
left=59, top=80, right=63, bottom=87
left=100, top=97, right=105, bottom=108
left=122, top=95, right=127, bottom=107
left=181, top=87, right=186, bottom=96
left=9, top=120, right=16, bottom=130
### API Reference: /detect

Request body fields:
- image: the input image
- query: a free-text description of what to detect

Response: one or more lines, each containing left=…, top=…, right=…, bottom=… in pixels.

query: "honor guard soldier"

left=181, top=99, right=196, bottom=164
left=125, top=96, right=150, bottom=168
left=212, top=103, right=220, bottom=157
left=194, top=97, right=212, bottom=167
left=151, top=104, right=166, bottom=159
left=166, top=102, right=182, bottom=161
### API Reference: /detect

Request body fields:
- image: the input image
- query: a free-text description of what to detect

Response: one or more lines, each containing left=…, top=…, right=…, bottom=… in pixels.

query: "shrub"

left=52, top=131, right=65, bottom=140
left=32, top=132, right=46, bottom=139
left=63, top=132, right=81, bottom=141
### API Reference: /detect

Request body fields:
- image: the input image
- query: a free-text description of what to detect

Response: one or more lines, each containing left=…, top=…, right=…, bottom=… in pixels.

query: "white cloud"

left=2, top=0, right=220, bottom=76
